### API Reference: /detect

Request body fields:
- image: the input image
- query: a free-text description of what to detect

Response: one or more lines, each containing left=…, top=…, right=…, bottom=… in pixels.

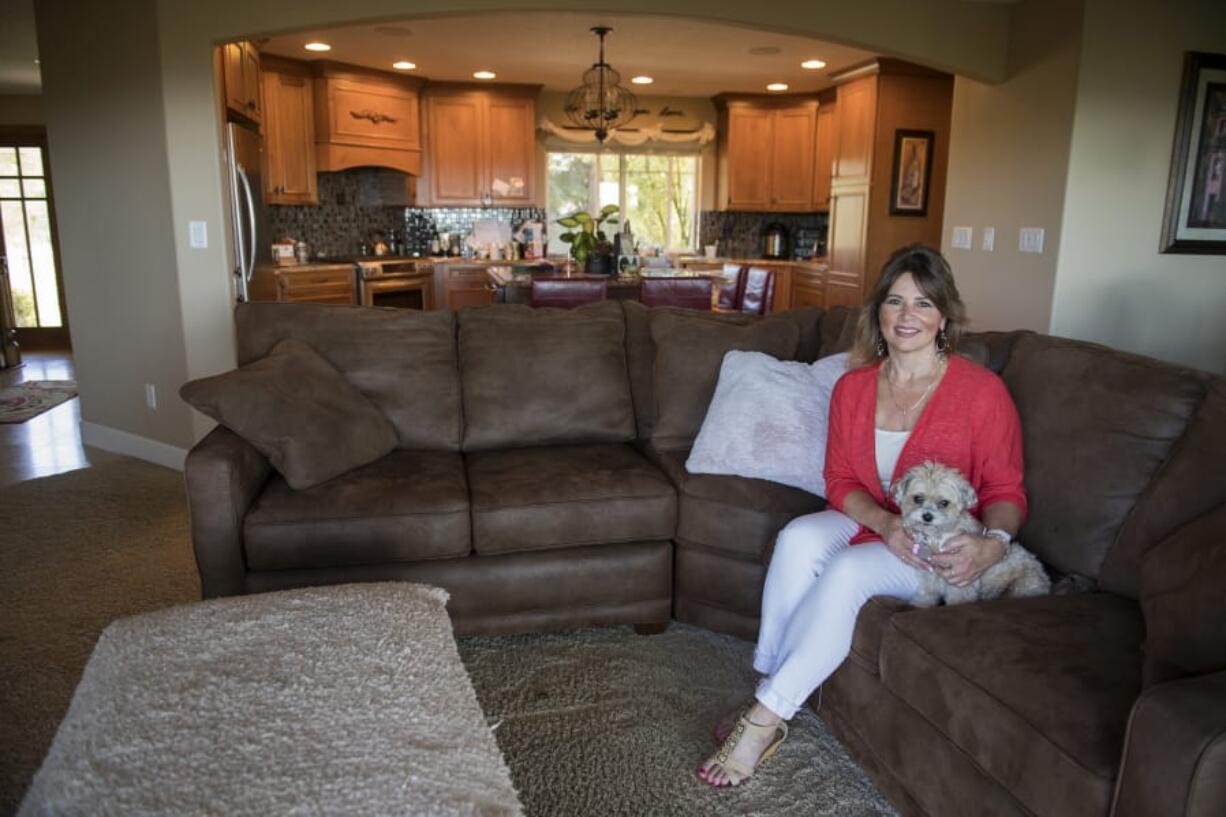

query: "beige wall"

left=36, top=0, right=197, bottom=449
left=942, top=0, right=1084, bottom=334
left=35, top=0, right=1015, bottom=453
left=0, top=94, right=44, bottom=125
left=1051, top=0, right=1226, bottom=375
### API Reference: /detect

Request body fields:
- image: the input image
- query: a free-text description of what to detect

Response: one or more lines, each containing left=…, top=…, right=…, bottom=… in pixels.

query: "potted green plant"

left=556, top=205, right=619, bottom=275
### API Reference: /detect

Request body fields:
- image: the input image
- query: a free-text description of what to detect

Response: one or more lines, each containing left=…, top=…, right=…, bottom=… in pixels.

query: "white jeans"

left=753, top=509, right=920, bottom=720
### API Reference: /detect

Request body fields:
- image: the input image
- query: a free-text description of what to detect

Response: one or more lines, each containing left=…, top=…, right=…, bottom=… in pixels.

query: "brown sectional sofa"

left=184, top=300, right=1225, bottom=817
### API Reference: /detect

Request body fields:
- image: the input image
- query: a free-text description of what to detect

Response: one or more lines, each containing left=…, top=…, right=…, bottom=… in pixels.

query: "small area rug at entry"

left=0, top=380, right=77, bottom=423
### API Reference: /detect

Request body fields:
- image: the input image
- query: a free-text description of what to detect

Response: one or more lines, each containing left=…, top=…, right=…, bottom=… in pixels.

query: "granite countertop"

left=674, top=256, right=829, bottom=269
left=255, top=262, right=360, bottom=274
left=486, top=266, right=722, bottom=289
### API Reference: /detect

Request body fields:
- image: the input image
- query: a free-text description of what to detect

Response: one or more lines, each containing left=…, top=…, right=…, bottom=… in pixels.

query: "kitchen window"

left=546, top=151, right=699, bottom=256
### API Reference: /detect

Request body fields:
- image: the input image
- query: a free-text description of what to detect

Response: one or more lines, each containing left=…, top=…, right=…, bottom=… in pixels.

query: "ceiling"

left=259, top=13, right=879, bottom=97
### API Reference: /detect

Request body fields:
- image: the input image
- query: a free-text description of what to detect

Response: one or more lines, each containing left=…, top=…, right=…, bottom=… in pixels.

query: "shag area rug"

left=459, top=626, right=897, bottom=817
left=19, top=583, right=523, bottom=817
left=2, top=458, right=897, bottom=817
left=0, top=380, right=77, bottom=423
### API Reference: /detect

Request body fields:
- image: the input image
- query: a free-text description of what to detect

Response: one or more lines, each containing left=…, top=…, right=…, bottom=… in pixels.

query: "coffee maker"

left=763, top=223, right=789, bottom=259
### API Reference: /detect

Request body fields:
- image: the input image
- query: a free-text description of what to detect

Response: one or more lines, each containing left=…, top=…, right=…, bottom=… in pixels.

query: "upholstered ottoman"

left=19, top=583, right=523, bottom=816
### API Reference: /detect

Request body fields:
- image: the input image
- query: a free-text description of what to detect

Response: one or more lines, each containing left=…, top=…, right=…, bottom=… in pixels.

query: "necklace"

left=886, top=357, right=945, bottom=417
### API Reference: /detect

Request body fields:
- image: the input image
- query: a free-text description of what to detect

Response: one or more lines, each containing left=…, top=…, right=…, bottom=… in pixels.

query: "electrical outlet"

left=144, top=383, right=157, bottom=411
left=189, top=220, right=208, bottom=249
left=951, top=226, right=973, bottom=250
left=1019, top=227, right=1045, bottom=254
left=982, top=226, right=995, bottom=252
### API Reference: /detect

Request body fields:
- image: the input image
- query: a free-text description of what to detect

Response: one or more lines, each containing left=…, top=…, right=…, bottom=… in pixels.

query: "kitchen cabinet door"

left=222, top=41, right=261, bottom=125
left=813, top=102, right=837, bottom=210
left=485, top=96, right=535, bottom=205
left=725, top=106, right=773, bottom=211
left=438, top=264, right=495, bottom=309
left=241, top=43, right=262, bottom=125
left=427, top=93, right=486, bottom=204
left=262, top=68, right=318, bottom=205
left=770, top=105, right=816, bottom=210
left=833, top=76, right=877, bottom=184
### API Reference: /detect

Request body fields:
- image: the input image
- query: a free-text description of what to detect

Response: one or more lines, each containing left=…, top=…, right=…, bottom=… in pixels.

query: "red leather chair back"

left=530, top=278, right=608, bottom=309
left=740, top=267, right=777, bottom=315
left=718, top=263, right=746, bottom=310
left=640, top=277, right=713, bottom=310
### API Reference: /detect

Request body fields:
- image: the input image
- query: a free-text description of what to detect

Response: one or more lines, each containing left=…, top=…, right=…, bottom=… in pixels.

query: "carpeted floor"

left=0, top=458, right=897, bottom=817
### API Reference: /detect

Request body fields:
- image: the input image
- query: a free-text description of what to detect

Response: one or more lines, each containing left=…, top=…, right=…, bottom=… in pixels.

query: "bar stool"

left=640, top=277, right=713, bottom=310
left=740, top=267, right=778, bottom=315
left=718, top=263, right=747, bottom=310
left=530, top=278, right=608, bottom=309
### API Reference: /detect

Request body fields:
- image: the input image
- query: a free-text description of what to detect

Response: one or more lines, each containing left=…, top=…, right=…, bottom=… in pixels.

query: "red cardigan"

left=823, top=355, right=1028, bottom=545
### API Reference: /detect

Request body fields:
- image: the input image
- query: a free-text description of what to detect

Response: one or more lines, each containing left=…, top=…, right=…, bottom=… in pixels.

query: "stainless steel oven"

left=357, top=260, right=435, bottom=309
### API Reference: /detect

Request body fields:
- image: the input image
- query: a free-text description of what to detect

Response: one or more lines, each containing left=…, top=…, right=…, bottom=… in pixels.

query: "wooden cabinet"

left=433, top=263, right=496, bottom=309
left=812, top=97, right=837, bottom=211
left=790, top=263, right=826, bottom=309
left=423, top=85, right=539, bottom=207
left=716, top=97, right=816, bottom=212
left=313, top=62, right=423, bottom=175
left=222, top=41, right=262, bottom=125
left=249, top=265, right=356, bottom=305
left=261, top=58, right=317, bottom=205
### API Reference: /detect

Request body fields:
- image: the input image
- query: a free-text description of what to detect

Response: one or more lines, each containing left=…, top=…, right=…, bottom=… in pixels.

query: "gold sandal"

left=704, top=714, right=788, bottom=786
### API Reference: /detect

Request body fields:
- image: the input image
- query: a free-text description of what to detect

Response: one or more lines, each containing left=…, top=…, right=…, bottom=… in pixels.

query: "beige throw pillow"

left=180, top=338, right=398, bottom=489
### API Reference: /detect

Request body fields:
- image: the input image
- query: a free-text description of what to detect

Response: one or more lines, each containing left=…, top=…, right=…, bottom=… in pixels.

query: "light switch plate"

left=189, top=220, right=208, bottom=249
left=951, top=226, right=973, bottom=250
left=982, top=226, right=995, bottom=252
left=1019, top=227, right=1045, bottom=254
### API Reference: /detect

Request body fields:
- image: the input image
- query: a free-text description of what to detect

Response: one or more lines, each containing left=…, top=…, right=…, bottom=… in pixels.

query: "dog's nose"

left=922, top=512, right=934, bottom=523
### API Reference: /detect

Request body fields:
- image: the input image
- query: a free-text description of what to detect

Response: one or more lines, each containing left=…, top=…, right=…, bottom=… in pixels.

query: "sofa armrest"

left=184, top=425, right=273, bottom=598
left=1111, top=670, right=1226, bottom=817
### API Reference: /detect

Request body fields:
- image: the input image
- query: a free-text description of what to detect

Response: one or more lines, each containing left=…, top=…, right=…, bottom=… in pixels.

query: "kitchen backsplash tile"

left=699, top=211, right=829, bottom=259
left=266, top=172, right=545, bottom=258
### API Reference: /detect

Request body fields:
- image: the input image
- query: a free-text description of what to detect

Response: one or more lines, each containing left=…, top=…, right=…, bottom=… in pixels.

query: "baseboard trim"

left=79, top=421, right=188, bottom=472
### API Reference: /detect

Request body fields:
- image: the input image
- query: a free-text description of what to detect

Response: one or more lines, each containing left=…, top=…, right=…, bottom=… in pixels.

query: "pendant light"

left=564, top=27, right=638, bottom=142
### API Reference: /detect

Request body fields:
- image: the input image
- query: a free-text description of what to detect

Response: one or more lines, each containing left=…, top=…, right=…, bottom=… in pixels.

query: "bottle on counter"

left=429, top=230, right=441, bottom=256
left=294, top=240, right=309, bottom=264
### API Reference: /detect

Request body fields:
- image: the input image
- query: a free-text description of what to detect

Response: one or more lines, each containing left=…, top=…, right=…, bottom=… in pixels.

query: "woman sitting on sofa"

left=699, top=244, right=1028, bottom=787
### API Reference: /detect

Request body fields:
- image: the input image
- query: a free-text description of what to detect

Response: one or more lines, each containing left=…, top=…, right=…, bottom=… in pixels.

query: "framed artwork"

left=1160, top=51, right=1226, bottom=254
left=889, top=130, right=934, bottom=216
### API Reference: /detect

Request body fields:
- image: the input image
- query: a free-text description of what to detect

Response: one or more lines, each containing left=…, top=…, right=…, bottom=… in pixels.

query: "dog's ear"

left=960, top=478, right=978, bottom=510
left=890, top=474, right=909, bottom=506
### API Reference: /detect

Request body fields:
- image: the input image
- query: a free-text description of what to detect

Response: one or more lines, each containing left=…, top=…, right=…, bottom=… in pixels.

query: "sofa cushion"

left=466, top=444, right=676, bottom=556
left=818, top=305, right=859, bottom=356
left=1139, top=503, right=1226, bottom=687
left=1104, top=377, right=1226, bottom=598
left=458, top=302, right=635, bottom=451
left=1001, top=334, right=1205, bottom=584
left=652, top=449, right=824, bottom=561
left=880, top=594, right=1144, bottom=817
left=244, top=450, right=471, bottom=569
left=235, top=303, right=462, bottom=451
left=649, top=310, right=801, bottom=451
left=180, top=337, right=398, bottom=490
left=847, top=596, right=910, bottom=676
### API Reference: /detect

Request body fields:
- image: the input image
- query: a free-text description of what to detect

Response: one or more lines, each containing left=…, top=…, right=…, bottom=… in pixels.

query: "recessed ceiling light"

left=748, top=46, right=782, bottom=56
left=473, top=70, right=497, bottom=80
left=631, top=76, right=654, bottom=85
left=766, top=82, right=789, bottom=92
left=393, top=61, right=417, bottom=70
left=303, top=42, right=332, bottom=52
left=801, top=59, right=827, bottom=70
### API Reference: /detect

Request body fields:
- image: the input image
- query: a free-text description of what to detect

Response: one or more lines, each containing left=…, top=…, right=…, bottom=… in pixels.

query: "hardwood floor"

left=0, top=351, right=124, bottom=486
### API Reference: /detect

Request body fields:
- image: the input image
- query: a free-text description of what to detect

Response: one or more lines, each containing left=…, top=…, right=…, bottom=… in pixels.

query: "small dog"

left=891, top=461, right=1050, bottom=607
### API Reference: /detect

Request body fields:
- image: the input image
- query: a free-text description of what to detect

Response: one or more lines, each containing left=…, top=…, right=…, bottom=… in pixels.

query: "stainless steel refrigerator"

left=224, top=121, right=266, bottom=302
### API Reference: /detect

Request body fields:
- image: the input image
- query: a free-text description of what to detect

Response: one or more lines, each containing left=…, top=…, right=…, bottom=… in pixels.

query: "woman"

left=698, top=244, right=1027, bottom=787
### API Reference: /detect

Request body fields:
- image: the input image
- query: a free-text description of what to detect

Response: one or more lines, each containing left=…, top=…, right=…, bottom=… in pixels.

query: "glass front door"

left=0, top=135, right=69, bottom=350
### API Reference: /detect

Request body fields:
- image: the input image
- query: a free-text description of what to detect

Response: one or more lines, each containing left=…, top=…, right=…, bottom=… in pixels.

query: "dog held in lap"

left=891, top=461, right=1050, bottom=607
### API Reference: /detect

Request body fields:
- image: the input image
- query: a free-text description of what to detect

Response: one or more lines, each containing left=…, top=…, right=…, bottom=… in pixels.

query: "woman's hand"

left=927, top=533, right=1007, bottom=586
left=882, top=515, right=930, bottom=570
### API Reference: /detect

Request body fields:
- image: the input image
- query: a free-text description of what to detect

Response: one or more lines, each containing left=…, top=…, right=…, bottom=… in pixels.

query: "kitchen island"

left=485, top=265, right=722, bottom=306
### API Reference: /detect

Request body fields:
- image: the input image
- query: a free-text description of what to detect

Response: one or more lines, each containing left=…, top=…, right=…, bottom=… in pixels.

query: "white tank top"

left=875, top=428, right=911, bottom=496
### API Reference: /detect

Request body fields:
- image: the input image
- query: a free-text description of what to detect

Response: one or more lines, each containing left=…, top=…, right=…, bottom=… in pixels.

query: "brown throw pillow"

left=180, top=338, right=398, bottom=490
left=649, top=310, right=800, bottom=451
left=1139, top=504, right=1226, bottom=687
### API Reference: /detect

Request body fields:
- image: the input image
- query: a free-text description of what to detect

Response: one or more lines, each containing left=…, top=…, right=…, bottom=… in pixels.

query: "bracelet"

left=983, top=528, right=1013, bottom=545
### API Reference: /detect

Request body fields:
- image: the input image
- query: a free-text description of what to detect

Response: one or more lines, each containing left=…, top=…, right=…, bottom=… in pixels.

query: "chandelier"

left=564, top=26, right=638, bottom=142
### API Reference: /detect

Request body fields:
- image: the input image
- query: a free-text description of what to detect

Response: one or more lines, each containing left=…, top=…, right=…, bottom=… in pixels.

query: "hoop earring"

left=876, top=337, right=887, bottom=357
left=936, top=328, right=949, bottom=354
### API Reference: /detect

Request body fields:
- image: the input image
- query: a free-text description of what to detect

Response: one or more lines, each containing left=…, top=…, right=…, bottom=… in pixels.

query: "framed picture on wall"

left=889, top=130, right=934, bottom=216
left=1160, top=50, right=1226, bottom=254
